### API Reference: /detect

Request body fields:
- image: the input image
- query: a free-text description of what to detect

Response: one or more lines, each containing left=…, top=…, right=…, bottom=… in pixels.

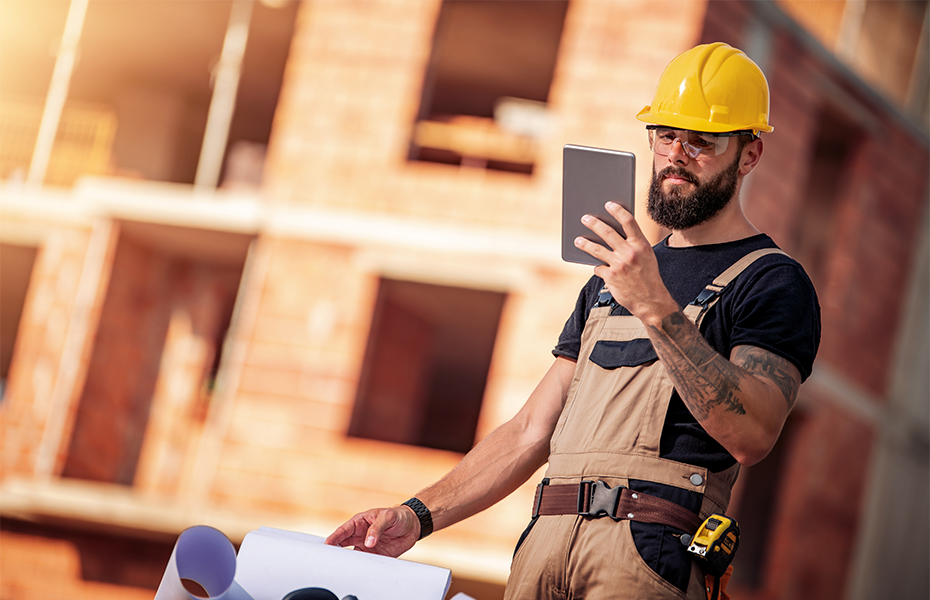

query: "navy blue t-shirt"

left=553, top=234, right=821, bottom=472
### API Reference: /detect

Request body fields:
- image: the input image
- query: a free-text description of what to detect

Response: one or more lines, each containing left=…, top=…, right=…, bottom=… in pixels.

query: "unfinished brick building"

left=1, top=1, right=927, bottom=599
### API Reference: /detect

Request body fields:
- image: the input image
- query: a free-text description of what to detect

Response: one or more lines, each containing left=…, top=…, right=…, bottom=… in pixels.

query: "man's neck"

left=666, top=201, right=760, bottom=248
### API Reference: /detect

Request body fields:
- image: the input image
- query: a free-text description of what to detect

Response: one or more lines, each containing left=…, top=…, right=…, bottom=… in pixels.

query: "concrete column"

left=27, top=0, right=89, bottom=186
left=195, top=0, right=254, bottom=190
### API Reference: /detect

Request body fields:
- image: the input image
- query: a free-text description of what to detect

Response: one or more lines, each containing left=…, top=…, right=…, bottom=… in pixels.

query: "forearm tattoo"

left=647, top=311, right=801, bottom=422
left=730, top=345, right=800, bottom=410
left=647, top=311, right=747, bottom=421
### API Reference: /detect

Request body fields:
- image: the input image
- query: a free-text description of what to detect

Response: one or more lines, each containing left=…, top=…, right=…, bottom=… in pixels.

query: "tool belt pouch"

left=705, top=565, right=733, bottom=600
left=687, top=513, right=739, bottom=600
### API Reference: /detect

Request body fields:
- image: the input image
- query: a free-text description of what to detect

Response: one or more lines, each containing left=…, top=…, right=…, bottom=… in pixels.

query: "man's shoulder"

left=730, top=237, right=811, bottom=282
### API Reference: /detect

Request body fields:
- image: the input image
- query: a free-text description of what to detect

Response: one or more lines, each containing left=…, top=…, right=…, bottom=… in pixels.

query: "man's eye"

left=691, top=137, right=715, bottom=148
left=657, top=132, right=677, bottom=143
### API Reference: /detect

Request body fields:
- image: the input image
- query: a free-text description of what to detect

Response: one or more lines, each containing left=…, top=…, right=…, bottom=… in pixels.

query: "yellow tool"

left=686, top=514, right=740, bottom=578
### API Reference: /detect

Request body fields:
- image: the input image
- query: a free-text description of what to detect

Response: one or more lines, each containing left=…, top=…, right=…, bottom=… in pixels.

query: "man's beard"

left=647, top=155, right=740, bottom=231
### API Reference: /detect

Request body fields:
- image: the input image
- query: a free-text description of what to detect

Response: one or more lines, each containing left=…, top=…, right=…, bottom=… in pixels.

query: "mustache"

left=657, top=166, right=699, bottom=185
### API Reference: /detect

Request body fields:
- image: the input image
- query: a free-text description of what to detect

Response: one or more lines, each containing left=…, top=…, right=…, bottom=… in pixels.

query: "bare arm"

left=646, top=312, right=800, bottom=465
left=576, top=204, right=799, bottom=466
left=325, top=356, right=576, bottom=556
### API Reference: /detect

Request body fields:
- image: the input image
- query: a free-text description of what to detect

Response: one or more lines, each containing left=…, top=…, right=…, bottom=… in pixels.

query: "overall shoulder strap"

left=682, top=248, right=788, bottom=326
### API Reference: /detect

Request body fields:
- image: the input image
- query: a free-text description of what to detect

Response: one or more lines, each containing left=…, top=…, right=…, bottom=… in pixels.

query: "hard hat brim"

left=636, top=106, right=774, bottom=134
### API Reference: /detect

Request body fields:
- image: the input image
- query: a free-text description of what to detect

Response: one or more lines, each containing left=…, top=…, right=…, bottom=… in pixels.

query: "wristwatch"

left=402, top=497, right=434, bottom=540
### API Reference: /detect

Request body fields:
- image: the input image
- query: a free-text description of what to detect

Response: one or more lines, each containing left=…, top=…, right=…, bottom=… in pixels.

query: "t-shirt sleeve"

left=553, top=276, right=603, bottom=360
left=725, top=261, right=821, bottom=382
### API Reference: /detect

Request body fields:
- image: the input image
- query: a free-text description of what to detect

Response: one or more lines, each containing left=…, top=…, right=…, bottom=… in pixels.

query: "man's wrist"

left=402, top=497, right=433, bottom=540
left=639, top=303, right=680, bottom=330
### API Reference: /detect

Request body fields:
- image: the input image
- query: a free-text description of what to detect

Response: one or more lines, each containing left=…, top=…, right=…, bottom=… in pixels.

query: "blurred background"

left=0, top=0, right=927, bottom=598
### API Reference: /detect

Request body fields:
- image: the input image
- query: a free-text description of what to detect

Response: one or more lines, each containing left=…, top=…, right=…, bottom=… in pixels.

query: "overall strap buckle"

left=595, top=286, right=618, bottom=309
left=692, top=286, right=722, bottom=306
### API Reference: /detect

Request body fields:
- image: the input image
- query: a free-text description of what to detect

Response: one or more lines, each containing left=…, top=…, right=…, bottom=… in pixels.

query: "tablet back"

left=561, top=144, right=636, bottom=266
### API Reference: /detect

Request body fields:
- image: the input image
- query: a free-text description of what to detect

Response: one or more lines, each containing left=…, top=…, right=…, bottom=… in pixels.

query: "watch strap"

left=402, top=497, right=433, bottom=540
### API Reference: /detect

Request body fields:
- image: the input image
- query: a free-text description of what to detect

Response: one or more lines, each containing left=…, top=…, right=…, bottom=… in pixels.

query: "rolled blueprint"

left=154, top=525, right=451, bottom=600
left=234, top=527, right=451, bottom=600
left=153, top=525, right=253, bottom=600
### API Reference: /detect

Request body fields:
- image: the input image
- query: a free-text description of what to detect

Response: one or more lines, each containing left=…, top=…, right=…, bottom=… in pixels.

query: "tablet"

left=561, top=144, right=636, bottom=266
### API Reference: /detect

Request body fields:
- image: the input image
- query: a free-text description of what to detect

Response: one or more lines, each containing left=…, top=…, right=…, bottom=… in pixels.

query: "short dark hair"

left=734, top=132, right=757, bottom=156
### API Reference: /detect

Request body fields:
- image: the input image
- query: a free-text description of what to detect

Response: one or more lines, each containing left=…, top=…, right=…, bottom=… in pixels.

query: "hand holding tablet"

left=561, top=144, right=636, bottom=266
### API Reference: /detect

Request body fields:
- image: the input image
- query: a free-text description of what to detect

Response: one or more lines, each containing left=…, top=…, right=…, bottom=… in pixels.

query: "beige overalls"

left=504, top=249, right=783, bottom=600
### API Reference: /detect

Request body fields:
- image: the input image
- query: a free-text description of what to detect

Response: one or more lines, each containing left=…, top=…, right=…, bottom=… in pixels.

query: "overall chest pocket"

left=588, top=338, right=658, bottom=370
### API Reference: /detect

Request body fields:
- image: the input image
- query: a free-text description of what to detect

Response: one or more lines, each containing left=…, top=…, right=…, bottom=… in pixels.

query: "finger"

left=324, top=526, right=345, bottom=546
left=363, top=525, right=380, bottom=548
left=605, top=202, right=648, bottom=246
left=325, top=515, right=369, bottom=547
left=364, top=510, right=397, bottom=548
left=574, top=235, right=610, bottom=264
left=580, top=214, right=625, bottom=249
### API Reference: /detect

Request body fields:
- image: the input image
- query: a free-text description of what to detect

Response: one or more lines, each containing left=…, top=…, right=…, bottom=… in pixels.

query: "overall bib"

left=504, top=249, right=782, bottom=600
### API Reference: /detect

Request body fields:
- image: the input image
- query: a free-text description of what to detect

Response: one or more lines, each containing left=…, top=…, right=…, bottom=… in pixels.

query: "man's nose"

left=666, top=138, right=691, bottom=165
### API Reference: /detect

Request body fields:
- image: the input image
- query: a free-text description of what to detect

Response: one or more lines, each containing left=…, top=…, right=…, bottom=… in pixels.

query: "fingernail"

left=606, top=201, right=616, bottom=208
left=366, top=536, right=376, bottom=547
left=581, top=214, right=591, bottom=223
left=574, top=237, right=584, bottom=247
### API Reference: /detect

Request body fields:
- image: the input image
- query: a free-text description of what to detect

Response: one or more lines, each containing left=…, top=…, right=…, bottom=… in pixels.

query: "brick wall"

left=1, top=1, right=927, bottom=599
left=209, top=0, right=721, bottom=548
left=0, top=218, right=109, bottom=479
left=0, top=519, right=171, bottom=600
left=817, top=126, right=928, bottom=395
left=700, top=3, right=929, bottom=600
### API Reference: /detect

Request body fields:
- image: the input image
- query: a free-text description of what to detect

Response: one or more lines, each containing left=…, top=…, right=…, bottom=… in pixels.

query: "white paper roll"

left=155, top=525, right=451, bottom=600
left=154, top=525, right=254, bottom=600
left=234, top=527, right=450, bottom=600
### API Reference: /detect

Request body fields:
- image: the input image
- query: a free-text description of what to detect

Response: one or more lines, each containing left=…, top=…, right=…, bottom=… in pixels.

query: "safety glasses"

left=646, top=126, right=755, bottom=160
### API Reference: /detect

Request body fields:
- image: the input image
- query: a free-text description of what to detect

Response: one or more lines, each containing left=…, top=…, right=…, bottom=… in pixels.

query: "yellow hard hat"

left=637, top=42, right=773, bottom=134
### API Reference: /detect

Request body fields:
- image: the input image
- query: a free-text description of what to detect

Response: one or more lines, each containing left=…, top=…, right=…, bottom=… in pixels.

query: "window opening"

left=409, top=0, right=568, bottom=174
left=0, top=243, right=38, bottom=400
left=350, top=278, right=506, bottom=454
left=1, top=0, right=298, bottom=187
left=775, top=0, right=928, bottom=119
left=61, top=223, right=250, bottom=486
left=216, top=0, right=298, bottom=190
left=791, top=106, right=860, bottom=289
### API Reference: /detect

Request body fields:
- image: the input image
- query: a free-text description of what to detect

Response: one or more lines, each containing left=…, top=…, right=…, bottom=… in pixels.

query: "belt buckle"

left=578, top=480, right=623, bottom=521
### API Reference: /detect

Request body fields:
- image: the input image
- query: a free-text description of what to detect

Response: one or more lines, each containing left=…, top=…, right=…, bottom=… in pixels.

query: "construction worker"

left=326, top=42, right=820, bottom=599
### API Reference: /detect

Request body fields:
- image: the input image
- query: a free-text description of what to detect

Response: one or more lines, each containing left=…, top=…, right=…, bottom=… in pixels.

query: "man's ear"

left=739, top=138, right=763, bottom=176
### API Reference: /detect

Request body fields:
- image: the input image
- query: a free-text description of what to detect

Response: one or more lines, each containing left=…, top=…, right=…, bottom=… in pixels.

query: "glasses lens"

left=648, top=128, right=730, bottom=159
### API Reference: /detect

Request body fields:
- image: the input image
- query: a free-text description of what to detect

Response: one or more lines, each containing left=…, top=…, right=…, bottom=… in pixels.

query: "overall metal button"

left=689, top=473, right=704, bottom=486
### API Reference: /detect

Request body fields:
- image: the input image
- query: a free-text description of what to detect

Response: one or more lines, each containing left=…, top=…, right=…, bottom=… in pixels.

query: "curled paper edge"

left=154, top=525, right=254, bottom=600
